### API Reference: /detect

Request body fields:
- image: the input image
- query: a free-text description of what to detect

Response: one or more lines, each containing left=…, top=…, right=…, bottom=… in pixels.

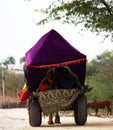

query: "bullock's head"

left=87, top=102, right=92, bottom=108
left=87, top=103, right=91, bottom=108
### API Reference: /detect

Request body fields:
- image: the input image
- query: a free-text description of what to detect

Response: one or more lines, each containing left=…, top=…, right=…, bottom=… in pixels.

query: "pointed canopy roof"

left=25, top=29, right=87, bottom=92
left=25, top=29, right=86, bottom=68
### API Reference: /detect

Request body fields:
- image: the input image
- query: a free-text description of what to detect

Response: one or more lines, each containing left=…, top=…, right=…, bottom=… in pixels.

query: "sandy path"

left=0, top=108, right=28, bottom=130
left=0, top=108, right=113, bottom=130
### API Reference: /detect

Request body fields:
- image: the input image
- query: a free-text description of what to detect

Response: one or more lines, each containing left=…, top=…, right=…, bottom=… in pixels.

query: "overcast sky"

left=0, top=0, right=113, bottom=66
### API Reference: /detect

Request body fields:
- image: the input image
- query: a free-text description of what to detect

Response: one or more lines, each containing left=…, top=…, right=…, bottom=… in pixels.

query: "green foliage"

left=1, top=56, right=16, bottom=68
left=37, top=0, right=113, bottom=40
left=0, top=50, right=113, bottom=102
left=19, top=56, right=25, bottom=64
left=86, top=76, right=104, bottom=101
left=86, top=50, right=113, bottom=101
left=0, top=67, right=24, bottom=97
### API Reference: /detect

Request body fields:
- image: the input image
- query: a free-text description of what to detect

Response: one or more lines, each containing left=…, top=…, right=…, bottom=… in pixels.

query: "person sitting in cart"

left=18, top=66, right=82, bottom=102
left=38, top=66, right=82, bottom=91
left=38, top=68, right=55, bottom=91
left=55, top=66, right=81, bottom=89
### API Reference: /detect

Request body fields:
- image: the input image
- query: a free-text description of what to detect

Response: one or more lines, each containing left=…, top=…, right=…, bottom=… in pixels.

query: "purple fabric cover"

left=25, top=29, right=87, bottom=92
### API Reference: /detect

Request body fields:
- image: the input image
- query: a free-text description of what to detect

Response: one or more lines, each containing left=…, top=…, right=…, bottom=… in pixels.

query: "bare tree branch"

left=101, top=0, right=113, bottom=16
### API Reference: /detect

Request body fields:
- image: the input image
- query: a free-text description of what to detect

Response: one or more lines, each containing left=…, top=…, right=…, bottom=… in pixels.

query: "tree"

left=2, top=56, right=16, bottom=68
left=19, top=56, right=25, bottom=64
left=87, top=50, right=113, bottom=79
left=37, top=0, right=113, bottom=40
left=0, top=67, right=24, bottom=99
left=95, top=50, right=113, bottom=86
left=86, top=50, right=113, bottom=100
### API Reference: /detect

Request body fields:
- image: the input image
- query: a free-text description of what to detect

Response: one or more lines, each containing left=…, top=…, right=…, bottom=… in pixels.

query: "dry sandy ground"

left=0, top=108, right=113, bottom=130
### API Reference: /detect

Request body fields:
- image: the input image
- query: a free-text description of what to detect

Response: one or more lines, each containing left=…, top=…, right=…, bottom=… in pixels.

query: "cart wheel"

left=73, top=94, right=87, bottom=125
left=28, top=97, right=42, bottom=126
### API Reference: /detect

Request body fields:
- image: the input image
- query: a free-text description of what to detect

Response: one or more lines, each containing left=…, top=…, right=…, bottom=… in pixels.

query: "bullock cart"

left=25, top=29, right=88, bottom=126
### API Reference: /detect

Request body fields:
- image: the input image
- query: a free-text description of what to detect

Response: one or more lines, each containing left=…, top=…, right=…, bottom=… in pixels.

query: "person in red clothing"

left=38, top=66, right=82, bottom=91
left=18, top=66, right=81, bottom=103
left=38, top=68, right=55, bottom=91
left=18, top=68, right=55, bottom=102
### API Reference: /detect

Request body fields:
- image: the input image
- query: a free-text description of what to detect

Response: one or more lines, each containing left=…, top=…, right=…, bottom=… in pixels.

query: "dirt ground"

left=0, top=108, right=113, bottom=130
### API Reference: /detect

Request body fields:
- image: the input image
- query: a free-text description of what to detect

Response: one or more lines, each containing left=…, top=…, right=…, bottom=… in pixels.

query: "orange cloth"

left=18, top=84, right=29, bottom=102
left=18, top=88, right=29, bottom=102
left=38, top=75, right=54, bottom=91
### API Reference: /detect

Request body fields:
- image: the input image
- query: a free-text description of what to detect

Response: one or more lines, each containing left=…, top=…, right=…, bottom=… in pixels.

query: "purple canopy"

left=25, top=29, right=87, bottom=92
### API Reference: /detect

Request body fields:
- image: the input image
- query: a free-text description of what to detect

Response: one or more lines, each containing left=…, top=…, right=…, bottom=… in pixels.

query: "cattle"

left=87, top=100, right=112, bottom=116
left=48, top=112, right=60, bottom=124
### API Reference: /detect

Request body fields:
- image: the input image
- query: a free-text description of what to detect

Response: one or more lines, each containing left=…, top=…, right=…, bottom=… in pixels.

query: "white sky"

left=0, top=0, right=113, bottom=66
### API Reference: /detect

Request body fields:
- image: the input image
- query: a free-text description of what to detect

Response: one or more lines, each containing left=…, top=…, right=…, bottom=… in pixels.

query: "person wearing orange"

left=38, top=66, right=81, bottom=91
left=18, top=66, right=81, bottom=102
left=38, top=68, right=55, bottom=91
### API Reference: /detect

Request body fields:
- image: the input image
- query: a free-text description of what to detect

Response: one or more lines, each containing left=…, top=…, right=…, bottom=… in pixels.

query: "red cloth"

left=18, top=89, right=29, bottom=102
left=38, top=83, right=49, bottom=91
